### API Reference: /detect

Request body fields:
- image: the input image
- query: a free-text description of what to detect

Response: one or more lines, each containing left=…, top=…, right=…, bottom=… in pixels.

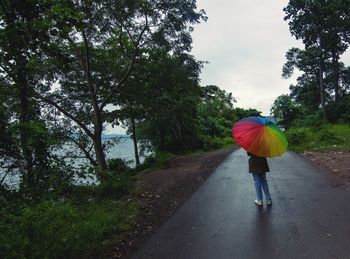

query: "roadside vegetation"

left=0, top=1, right=253, bottom=258
left=271, top=1, right=350, bottom=153
left=285, top=124, right=350, bottom=152
left=2, top=0, right=349, bottom=257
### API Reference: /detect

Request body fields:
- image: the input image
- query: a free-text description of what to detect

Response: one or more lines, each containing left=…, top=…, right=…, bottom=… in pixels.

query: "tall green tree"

left=122, top=50, right=203, bottom=153
left=232, top=108, right=261, bottom=120
left=0, top=0, right=55, bottom=192
left=270, top=94, right=301, bottom=127
left=284, top=0, right=350, bottom=120
left=282, top=45, right=350, bottom=118
left=282, top=47, right=321, bottom=111
left=26, top=0, right=206, bottom=180
left=198, top=85, right=236, bottom=138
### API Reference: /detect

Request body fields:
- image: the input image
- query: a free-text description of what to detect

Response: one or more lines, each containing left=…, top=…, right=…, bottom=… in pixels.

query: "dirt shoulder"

left=110, top=147, right=236, bottom=258
left=302, top=150, right=350, bottom=188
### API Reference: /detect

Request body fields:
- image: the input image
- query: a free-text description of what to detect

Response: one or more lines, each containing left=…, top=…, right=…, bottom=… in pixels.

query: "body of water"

left=105, top=137, right=145, bottom=165
left=1, top=137, right=148, bottom=188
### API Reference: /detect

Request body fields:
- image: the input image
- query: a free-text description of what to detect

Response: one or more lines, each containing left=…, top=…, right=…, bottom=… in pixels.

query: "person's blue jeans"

left=253, top=173, right=271, bottom=201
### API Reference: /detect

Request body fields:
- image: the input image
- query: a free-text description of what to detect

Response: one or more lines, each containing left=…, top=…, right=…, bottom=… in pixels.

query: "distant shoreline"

left=101, top=134, right=130, bottom=139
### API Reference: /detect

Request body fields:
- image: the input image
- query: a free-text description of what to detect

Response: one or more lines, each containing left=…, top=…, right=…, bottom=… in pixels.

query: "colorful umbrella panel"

left=232, top=116, right=288, bottom=157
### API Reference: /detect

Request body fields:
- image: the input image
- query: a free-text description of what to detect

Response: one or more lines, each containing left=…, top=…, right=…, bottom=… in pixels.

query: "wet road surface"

left=133, top=148, right=350, bottom=259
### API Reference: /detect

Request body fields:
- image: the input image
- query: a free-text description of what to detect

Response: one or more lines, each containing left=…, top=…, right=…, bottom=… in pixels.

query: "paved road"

left=133, top=148, right=350, bottom=259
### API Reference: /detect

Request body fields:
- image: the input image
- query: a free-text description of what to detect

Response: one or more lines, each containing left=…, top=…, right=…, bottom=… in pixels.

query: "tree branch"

left=66, top=35, right=86, bottom=71
left=82, top=30, right=104, bottom=135
left=36, top=93, right=94, bottom=139
left=0, top=163, right=17, bottom=186
left=0, top=64, right=15, bottom=79
left=100, top=15, right=149, bottom=110
left=82, top=31, right=98, bottom=98
left=66, top=135, right=97, bottom=166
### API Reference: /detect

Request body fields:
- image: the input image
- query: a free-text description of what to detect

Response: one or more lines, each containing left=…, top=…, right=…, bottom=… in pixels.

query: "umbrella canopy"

left=232, top=116, right=288, bottom=157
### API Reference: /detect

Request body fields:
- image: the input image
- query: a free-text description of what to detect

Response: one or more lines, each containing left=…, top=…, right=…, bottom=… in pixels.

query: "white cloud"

left=191, top=0, right=304, bottom=115
left=107, top=0, right=350, bottom=133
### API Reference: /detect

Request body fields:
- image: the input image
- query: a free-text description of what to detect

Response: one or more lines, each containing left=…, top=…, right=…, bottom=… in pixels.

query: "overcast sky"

left=106, top=0, right=350, bottom=134
left=191, top=0, right=350, bottom=115
left=190, top=0, right=303, bottom=115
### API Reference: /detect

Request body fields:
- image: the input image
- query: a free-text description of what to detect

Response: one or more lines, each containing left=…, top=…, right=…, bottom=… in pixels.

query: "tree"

left=12, top=0, right=206, bottom=180
left=282, top=47, right=321, bottom=111
left=284, top=0, right=350, bottom=120
left=232, top=108, right=261, bottom=120
left=127, top=50, right=203, bottom=153
left=270, top=94, right=301, bottom=127
left=282, top=38, right=350, bottom=119
left=197, top=85, right=236, bottom=138
left=0, top=0, right=55, bottom=192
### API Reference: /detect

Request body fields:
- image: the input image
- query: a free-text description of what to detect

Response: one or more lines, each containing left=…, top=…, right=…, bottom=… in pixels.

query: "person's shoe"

left=267, top=199, right=272, bottom=206
left=254, top=199, right=263, bottom=206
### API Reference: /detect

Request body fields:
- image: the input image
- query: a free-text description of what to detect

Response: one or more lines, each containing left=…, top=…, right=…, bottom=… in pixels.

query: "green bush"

left=318, top=129, right=342, bottom=144
left=95, top=171, right=134, bottom=199
left=108, top=158, right=130, bottom=172
left=136, top=155, right=156, bottom=171
left=223, top=136, right=235, bottom=146
left=291, top=113, right=323, bottom=128
left=199, top=135, right=225, bottom=151
left=285, top=127, right=310, bottom=146
left=0, top=199, right=137, bottom=259
left=136, top=152, right=174, bottom=171
left=286, top=124, right=350, bottom=152
left=326, top=95, right=350, bottom=123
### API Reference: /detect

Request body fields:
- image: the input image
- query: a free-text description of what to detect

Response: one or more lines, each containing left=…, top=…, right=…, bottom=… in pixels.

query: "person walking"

left=247, top=152, right=272, bottom=206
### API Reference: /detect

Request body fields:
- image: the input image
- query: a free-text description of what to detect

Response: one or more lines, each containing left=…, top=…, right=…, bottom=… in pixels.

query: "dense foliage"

left=0, top=0, right=207, bottom=192
left=271, top=0, right=350, bottom=129
left=0, top=1, right=259, bottom=257
left=285, top=124, right=350, bottom=152
left=0, top=198, right=138, bottom=258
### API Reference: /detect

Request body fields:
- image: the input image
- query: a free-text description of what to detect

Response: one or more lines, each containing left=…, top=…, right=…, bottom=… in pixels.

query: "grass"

left=285, top=123, right=350, bottom=152
left=0, top=135, right=239, bottom=259
left=0, top=198, right=138, bottom=259
left=0, top=137, right=239, bottom=259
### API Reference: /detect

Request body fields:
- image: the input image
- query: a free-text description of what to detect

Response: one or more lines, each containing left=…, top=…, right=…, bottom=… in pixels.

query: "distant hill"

left=70, top=133, right=130, bottom=139
left=101, top=134, right=130, bottom=139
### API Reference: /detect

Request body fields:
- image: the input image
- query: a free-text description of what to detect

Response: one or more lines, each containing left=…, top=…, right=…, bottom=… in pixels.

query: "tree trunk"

left=93, top=130, right=107, bottom=181
left=83, top=32, right=107, bottom=180
left=159, top=127, right=165, bottom=151
left=18, top=80, right=34, bottom=189
left=318, top=34, right=327, bottom=121
left=331, top=49, right=340, bottom=102
left=4, top=8, right=49, bottom=192
left=4, top=8, right=36, bottom=190
left=319, top=60, right=327, bottom=120
left=16, top=56, right=34, bottom=190
left=131, top=117, right=140, bottom=166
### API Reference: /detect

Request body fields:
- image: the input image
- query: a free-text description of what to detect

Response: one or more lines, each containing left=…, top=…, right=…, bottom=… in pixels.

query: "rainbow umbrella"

left=232, top=116, right=288, bottom=157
